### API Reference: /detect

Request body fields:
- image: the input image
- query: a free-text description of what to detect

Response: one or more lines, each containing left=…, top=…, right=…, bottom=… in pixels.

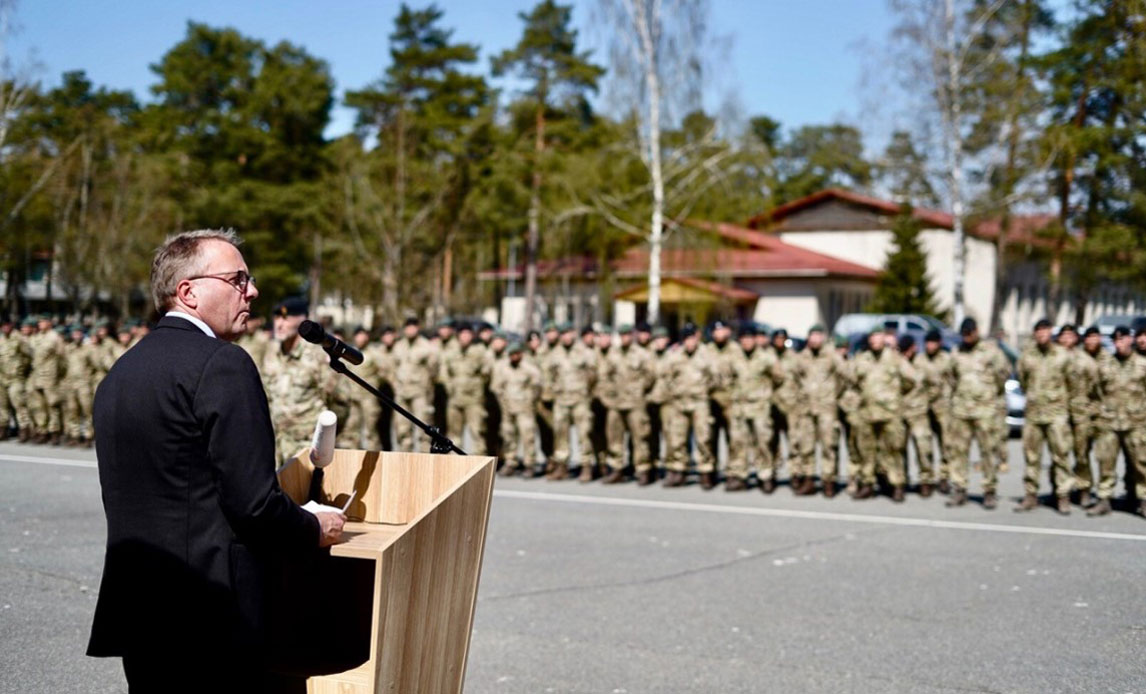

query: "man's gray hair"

left=150, top=229, right=243, bottom=311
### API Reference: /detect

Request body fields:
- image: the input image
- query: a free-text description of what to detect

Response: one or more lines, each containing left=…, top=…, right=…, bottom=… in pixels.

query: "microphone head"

left=298, top=320, right=324, bottom=345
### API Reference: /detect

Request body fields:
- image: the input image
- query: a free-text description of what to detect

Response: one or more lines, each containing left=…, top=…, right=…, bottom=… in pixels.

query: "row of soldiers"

left=0, top=316, right=149, bottom=445
left=247, top=299, right=1146, bottom=519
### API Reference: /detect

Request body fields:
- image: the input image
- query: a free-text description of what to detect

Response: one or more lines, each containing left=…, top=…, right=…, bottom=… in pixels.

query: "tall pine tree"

left=868, top=205, right=943, bottom=318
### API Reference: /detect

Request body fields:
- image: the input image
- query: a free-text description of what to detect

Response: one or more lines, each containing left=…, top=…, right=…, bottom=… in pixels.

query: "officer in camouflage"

left=1064, top=325, right=1105, bottom=507
left=769, top=328, right=807, bottom=487
left=546, top=323, right=597, bottom=481
left=1015, top=319, right=1074, bottom=514
left=918, top=330, right=953, bottom=495
left=794, top=325, right=841, bottom=496
left=601, top=325, right=654, bottom=485
left=0, top=319, right=33, bottom=440
left=726, top=324, right=781, bottom=492
left=27, top=315, right=65, bottom=445
left=439, top=322, right=491, bottom=452
left=707, top=320, right=742, bottom=483
left=662, top=324, right=716, bottom=489
left=392, top=316, right=440, bottom=452
left=1091, top=326, right=1146, bottom=518
left=835, top=335, right=863, bottom=496
left=492, top=342, right=542, bottom=476
left=644, top=326, right=673, bottom=479
left=852, top=330, right=915, bottom=501
left=337, top=326, right=384, bottom=450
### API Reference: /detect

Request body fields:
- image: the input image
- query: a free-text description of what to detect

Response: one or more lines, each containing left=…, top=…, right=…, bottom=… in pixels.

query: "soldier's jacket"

left=707, top=340, right=744, bottom=408
left=836, top=357, right=861, bottom=415
left=852, top=347, right=915, bottom=423
left=594, top=346, right=617, bottom=407
left=1066, top=347, right=1106, bottom=420
left=28, top=330, right=64, bottom=388
left=438, top=342, right=491, bottom=406
left=545, top=343, right=597, bottom=405
left=0, top=332, right=32, bottom=381
left=491, top=358, right=542, bottom=414
left=731, top=345, right=781, bottom=408
left=391, top=335, right=439, bottom=399
left=434, top=338, right=457, bottom=384
left=798, top=346, right=841, bottom=412
left=536, top=340, right=558, bottom=401
left=356, top=344, right=386, bottom=390
left=236, top=331, right=270, bottom=370
left=663, top=344, right=715, bottom=402
left=62, top=340, right=94, bottom=383
left=915, top=349, right=953, bottom=414
left=903, top=353, right=934, bottom=419
left=1017, top=343, right=1071, bottom=424
left=1096, top=352, right=1146, bottom=431
left=263, top=338, right=347, bottom=453
left=948, top=340, right=1009, bottom=420
left=771, top=347, right=804, bottom=414
left=603, top=344, right=655, bottom=410
left=645, top=347, right=673, bottom=406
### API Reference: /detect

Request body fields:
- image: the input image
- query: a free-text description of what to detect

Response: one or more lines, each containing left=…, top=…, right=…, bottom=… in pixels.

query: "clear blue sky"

left=13, top=1, right=895, bottom=141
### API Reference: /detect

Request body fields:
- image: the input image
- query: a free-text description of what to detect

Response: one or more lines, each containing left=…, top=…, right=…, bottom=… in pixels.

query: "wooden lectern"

left=277, top=449, right=496, bottom=694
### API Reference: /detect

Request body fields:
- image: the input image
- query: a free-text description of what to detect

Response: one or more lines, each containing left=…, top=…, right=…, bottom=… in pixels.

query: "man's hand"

left=316, top=512, right=346, bottom=547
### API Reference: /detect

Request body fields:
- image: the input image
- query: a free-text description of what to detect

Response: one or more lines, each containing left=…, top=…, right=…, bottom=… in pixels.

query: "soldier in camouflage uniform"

left=484, top=331, right=508, bottom=461
left=794, top=325, right=841, bottom=496
left=0, top=320, right=31, bottom=440
left=587, top=327, right=610, bottom=475
left=532, top=323, right=558, bottom=468
left=726, top=324, right=781, bottom=492
left=545, top=324, right=596, bottom=481
left=918, top=330, right=953, bottom=494
left=644, top=327, right=673, bottom=481
left=899, top=335, right=934, bottom=494
left=263, top=299, right=347, bottom=466
left=61, top=325, right=96, bottom=445
left=337, top=327, right=384, bottom=450
left=1136, top=329, right=1146, bottom=357
left=1014, top=319, right=1074, bottom=514
left=392, top=316, right=440, bottom=453
left=601, top=325, right=655, bottom=484
left=27, top=316, right=65, bottom=445
left=945, top=318, right=1010, bottom=509
left=662, top=325, right=717, bottom=489
left=707, top=320, right=742, bottom=482
left=769, top=328, right=807, bottom=489
left=374, top=325, right=397, bottom=450
left=852, top=330, right=915, bottom=501
left=492, top=342, right=542, bottom=476
left=1090, top=326, right=1146, bottom=517
left=439, top=323, right=491, bottom=452
left=835, top=336, right=863, bottom=496
left=1063, top=326, right=1104, bottom=507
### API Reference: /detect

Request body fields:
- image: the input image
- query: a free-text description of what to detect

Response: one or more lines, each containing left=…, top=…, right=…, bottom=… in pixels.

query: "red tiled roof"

left=615, top=277, right=759, bottom=302
left=745, top=188, right=1060, bottom=246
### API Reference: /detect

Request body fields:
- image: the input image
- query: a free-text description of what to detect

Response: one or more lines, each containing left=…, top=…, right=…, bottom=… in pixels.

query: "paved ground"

left=2, top=440, right=1144, bottom=693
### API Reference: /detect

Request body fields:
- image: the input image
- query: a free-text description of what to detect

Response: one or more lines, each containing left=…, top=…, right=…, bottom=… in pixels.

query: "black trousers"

left=123, top=655, right=306, bottom=694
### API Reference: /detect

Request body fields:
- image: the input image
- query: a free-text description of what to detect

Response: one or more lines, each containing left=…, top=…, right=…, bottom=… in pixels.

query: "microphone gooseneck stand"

left=323, top=352, right=467, bottom=456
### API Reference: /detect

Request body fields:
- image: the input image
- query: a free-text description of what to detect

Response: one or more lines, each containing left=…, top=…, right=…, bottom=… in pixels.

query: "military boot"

left=795, top=476, right=816, bottom=496
left=891, top=485, right=906, bottom=503
left=919, top=483, right=934, bottom=498
left=1056, top=496, right=1071, bottom=515
left=547, top=464, right=569, bottom=481
left=853, top=484, right=874, bottom=500
left=1077, top=490, right=1093, bottom=508
left=1136, top=500, right=1146, bottom=519
left=937, top=479, right=950, bottom=495
left=724, top=477, right=747, bottom=492
left=578, top=464, right=596, bottom=483
left=982, top=491, right=997, bottom=510
left=790, top=475, right=805, bottom=495
left=945, top=487, right=967, bottom=507
left=823, top=480, right=837, bottom=498
left=1086, top=498, right=1111, bottom=517
left=1013, top=493, right=1038, bottom=512
left=698, top=472, right=716, bottom=490
left=636, top=469, right=654, bottom=486
left=602, top=468, right=625, bottom=485
left=662, top=470, right=685, bottom=488
left=521, top=464, right=539, bottom=479
left=759, top=478, right=776, bottom=494
left=49, top=433, right=62, bottom=446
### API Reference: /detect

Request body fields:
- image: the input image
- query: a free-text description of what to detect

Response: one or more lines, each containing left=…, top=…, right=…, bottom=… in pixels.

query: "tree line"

left=0, top=0, right=1141, bottom=329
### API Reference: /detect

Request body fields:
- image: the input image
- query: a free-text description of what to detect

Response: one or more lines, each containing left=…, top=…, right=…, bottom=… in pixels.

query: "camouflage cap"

left=507, top=341, right=525, bottom=356
left=652, top=326, right=669, bottom=339
left=808, top=324, right=826, bottom=334
left=20, top=316, right=36, bottom=327
left=558, top=321, right=575, bottom=333
left=69, top=324, right=85, bottom=334
left=617, top=323, right=634, bottom=335
left=543, top=320, right=558, bottom=332
left=834, top=335, right=849, bottom=348
left=681, top=323, right=698, bottom=338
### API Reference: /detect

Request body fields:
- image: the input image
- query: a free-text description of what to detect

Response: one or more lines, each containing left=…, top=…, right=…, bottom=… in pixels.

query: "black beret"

left=738, top=324, right=757, bottom=337
left=681, top=323, right=698, bottom=338
left=379, top=324, right=396, bottom=334
left=959, top=317, right=977, bottom=335
left=772, top=328, right=788, bottom=339
left=1112, top=325, right=1132, bottom=339
left=924, top=329, right=942, bottom=342
left=636, top=321, right=651, bottom=333
left=1033, top=318, right=1053, bottom=331
left=455, top=321, right=474, bottom=333
left=897, top=334, right=916, bottom=352
left=1083, top=326, right=1100, bottom=338
left=273, top=297, right=308, bottom=317
left=580, top=325, right=595, bottom=337
left=1059, top=323, right=1078, bottom=335
left=404, top=316, right=420, bottom=327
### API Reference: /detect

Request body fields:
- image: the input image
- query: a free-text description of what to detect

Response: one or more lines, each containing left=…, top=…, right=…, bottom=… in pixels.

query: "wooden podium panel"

left=278, top=449, right=496, bottom=694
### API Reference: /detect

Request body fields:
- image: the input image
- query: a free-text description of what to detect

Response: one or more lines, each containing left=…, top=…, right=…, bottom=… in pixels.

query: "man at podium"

left=87, top=229, right=345, bottom=692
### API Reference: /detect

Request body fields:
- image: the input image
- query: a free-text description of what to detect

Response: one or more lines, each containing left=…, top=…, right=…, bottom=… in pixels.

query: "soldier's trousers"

left=709, top=399, right=732, bottom=473
left=395, top=394, right=433, bottom=452
left=607, top=406, right=650, bottom=472
left=1022, top=417, right=1073, bottom=498
left=27, top=382, right=62, bottom=435
left=4, top=382, right=31, bottom=433
left=484, top=389, right=502, bottom=459
left=839, top=409, right=862, bottom=483
left=0, top=381, right=13, bottom=432
left=590, top=398, right=608, bottom=464
left=795, top=409, right=838, bottom=482
left=905, top=413, right=937, bottom=485
left=665, top=399, right=712, bottom=474
left=1093, top=428, right=1146, bottom=500
left=947, top=416, right=998, bottom=492
left=500, top=409, right=537, bottom=466
left=553, top=400, right=593, bottom=467
left=447, top=401, right=486, bottom=450
left=61, top=380, right=92, bottom=440
left=927, top=409, right=950, bottom=481
left=340, top=397, right=382, bottom=450
left=536, top=400, right=555, bottom=462
left=646, top=403, right=663, bottom=466
left=992, top=402, right=1009, bottom=469
left=728, top=403, right=773, bottom=481
left=857, top=418, right=906, bottom=486
left=1071, top=416, right=1099, bottom=491
left=769, top=406, right=804, bottom=471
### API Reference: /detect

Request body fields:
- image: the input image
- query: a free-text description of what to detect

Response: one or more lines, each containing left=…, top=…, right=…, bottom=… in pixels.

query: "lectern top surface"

left=329, top=522, right=407, bottom=560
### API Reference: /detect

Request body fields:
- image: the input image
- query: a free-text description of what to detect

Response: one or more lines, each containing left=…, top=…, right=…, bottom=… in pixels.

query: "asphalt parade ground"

left=2, top=440, right=1144, bottom=693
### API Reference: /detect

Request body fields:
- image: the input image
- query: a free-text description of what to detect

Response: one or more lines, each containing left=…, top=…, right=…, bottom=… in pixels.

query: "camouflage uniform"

left=795, top=346, right=841, bottom=484
left=546, top=343, right=597, bottom=471
left=602, top=343, right=655, bottom=474
left=589, top=344, right=611, bottom=467
left=708, top=339, right=743, bottom=475
left=1094, top=353, right=1146, bottom=500
left=1066, top=347, right=1105, bottom=494
left=439, top=341, right=491, bottom=450
left=27, top=327, right=65, bottom=439
left=947, top=341, right=1010, bottom=494
left=391, top=334, right=439, bottom=452
left=836, top=357, right=863, bottom=486
left=663, top=345, right=716, bottom=474
left=852, top=347, right=915, bottom=487
left=727, top=345, right=780, bottom=481
left=533, top=337, right=558, bottom=463
left=770, top=347, right=807, bottom=471
left=338, top=344, right=385, bottom=450
left=1017, top=343, right=1074, bottom=499
left=61, top=336, right=97, bottom=442
left=263, top=338, right=345, bottom=465
left=491, top=353, right=542, bottom=469
left=0, top=329, right=33, bottom=436
left=236, top=330, right=270, bottom=370
left=645, top=344, right=673, bottom=467
left=916, top=349, right=953, bottom=483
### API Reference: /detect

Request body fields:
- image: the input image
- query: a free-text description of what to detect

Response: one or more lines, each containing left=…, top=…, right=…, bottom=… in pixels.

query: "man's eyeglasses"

left=187, top=270, right=256, bottom=293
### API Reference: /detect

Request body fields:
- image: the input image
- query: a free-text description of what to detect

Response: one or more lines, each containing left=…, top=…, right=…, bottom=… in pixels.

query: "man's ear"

left=175, top=279, right=198, bottom=310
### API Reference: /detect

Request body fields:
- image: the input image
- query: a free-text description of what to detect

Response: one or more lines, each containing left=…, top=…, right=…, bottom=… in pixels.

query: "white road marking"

left=493, top=489, right=1146, bottom=543
left=0, top=453, right=97, bottom=469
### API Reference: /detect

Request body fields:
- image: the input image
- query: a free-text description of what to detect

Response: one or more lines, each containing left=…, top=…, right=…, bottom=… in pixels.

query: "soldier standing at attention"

left=492, top=342, right=542, bottom=476
left=533, top=323, right=558, bottom=469
left=1091, top=326, right=1146, bottom=517
left=644, top=326, right=673, bottom=482
left=919, top=330, right=953, bottom=495
left=945, top=318, right=1010, bottom=509
left=431, top=319, right=456, bottom=434
left=635, top=322, right=652, bottom=350
left=484, top=331, right=509, bottom=461
left=28, top=315, right=65, bottom=445
left=726, top=324, right=781, bottom=492
left=835, top=336, right=863, bottom=496
left=662, top=325, right=716, bottom=489
left=337, top=327, right=384, bottom=450
left=601, top=325, right=654, bottom=485
left=373, top=325, right=397, bottom=450
left=546, top=324, right=596, bottom=481
left=852, top=330, right=915, bottom=501
left=61, top=325, right=96, bottom=446
left=1064, top=326, right=1105, bottom=508
left=439, top=322, right=491, bottom=453
left=5, top=318, right=35, bottom=441
left=769, top=328, right=806, bottom=488
left=794, top=325, right=841, bottom=496
left=707, top=320, right=742, bottom=483
left=899, top=334, right=936, bottom=495
left=0, top=320, right=24, bottom=439
left=391, top=316, right=439, bottom=452
left=587, top=327, right=610, bottom=479
left=1135, top=328, right=1146, bottom=357
left=1015, top=319, right=1074, bottom=514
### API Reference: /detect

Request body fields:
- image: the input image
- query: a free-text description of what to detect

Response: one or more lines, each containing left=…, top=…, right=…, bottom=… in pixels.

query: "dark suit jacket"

left=87, top=316, right=320, bottom=661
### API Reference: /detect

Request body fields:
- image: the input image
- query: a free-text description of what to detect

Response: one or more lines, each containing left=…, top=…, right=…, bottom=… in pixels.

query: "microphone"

left=309, top=410, right=338, bottom=468
left=298, top=320, right=364, bottom=365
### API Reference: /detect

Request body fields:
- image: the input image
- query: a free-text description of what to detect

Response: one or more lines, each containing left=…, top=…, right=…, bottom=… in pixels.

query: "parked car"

left=1092, top=313, right=1146, bottom=337
left=833, top=313, right=959, bottom=348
